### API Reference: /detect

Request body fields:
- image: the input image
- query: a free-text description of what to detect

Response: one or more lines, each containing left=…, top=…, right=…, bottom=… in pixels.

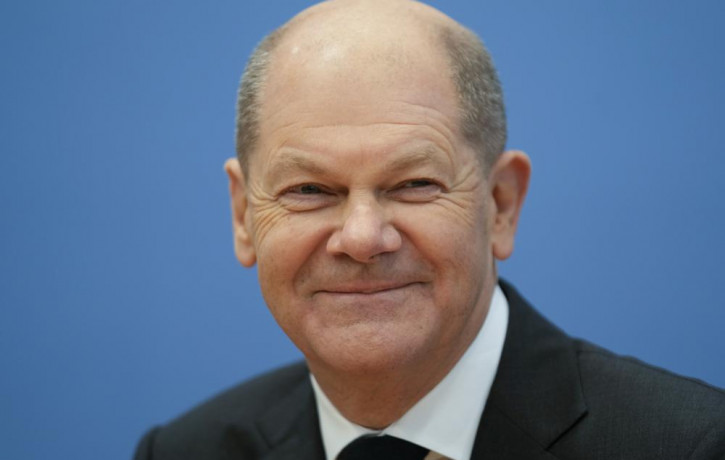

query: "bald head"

left=274, top=0, right=460, bottom=62
left=236, top=0, right=506, bottom=172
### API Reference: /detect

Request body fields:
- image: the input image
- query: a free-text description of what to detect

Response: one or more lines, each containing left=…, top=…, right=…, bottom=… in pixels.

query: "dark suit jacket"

left=134, top=281, right=725, bottom=459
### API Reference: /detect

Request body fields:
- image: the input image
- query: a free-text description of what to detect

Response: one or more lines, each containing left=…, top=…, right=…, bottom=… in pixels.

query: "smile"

left=317, top=282, right=421, bottom=296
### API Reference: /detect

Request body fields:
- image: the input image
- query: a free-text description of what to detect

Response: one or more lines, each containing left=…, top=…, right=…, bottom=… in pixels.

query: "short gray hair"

left=235, top=22, right=506, bottom=172
left=234, top=26, right=287, bottom=174
left=439, top=24, right=507, bottom=169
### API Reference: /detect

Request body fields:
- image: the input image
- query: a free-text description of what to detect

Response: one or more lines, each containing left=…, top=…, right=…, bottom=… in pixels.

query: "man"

left=134, top=0, right=725, bottom=458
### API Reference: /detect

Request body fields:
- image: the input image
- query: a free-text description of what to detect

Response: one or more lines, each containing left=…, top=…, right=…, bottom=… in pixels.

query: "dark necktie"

left=337, top=435, right=429, bottom=460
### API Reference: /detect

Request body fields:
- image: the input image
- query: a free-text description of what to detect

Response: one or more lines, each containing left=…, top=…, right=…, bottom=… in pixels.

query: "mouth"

left=317, top=282, right=420, bottom=295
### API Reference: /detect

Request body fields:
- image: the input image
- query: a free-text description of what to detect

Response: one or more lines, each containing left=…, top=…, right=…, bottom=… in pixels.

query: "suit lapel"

left=255, top=372, right=325, bottom=460
left=472, top=281, right=588, bottom=458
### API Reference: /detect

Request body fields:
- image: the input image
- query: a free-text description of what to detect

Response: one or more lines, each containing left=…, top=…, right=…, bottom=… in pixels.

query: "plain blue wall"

left=1, top=1, right=723, bottom=458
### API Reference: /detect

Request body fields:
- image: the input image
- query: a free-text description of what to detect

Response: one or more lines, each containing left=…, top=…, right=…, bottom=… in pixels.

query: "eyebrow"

left=266, top=151, right=330, bottom=185
left=266, top=144, right=450, bottom=184
left=385, top=145, right=449, bottom=174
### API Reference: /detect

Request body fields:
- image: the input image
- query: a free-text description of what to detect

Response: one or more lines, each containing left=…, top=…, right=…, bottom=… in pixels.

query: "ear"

left=488, top=150, right=531, bottom=260
left=224, top=158, right=257, bottom=267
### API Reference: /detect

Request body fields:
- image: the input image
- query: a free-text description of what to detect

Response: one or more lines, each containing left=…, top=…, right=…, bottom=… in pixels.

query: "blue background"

left=1, top=1, right=723, bottom=458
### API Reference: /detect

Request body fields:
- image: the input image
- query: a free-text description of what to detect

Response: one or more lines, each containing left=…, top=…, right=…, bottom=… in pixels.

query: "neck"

left=309, top=357, right=455, bottom=428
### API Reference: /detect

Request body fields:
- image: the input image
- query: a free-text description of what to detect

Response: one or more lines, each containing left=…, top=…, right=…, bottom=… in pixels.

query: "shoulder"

left=166, top=360, right=309, bottom=431
left=560, top=338, right=725, bottom=457
left=498, top=280, right=725, bottom=458
left=134, top=361, right=310, bottom=460
left=575, top=339, right=725, bottom=422
left=575, top=339, right=725, bottom=406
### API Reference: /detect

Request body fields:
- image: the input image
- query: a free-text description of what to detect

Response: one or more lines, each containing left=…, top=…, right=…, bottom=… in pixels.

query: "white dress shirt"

left=311, top=284, right=509, bottom=460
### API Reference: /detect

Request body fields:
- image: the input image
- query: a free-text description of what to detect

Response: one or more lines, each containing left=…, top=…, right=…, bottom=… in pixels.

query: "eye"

left=402, top=179, right=436, bottom=188
left=281, top=183, right=331, bottom=196
left=389, top=178, right=443, bottom=202
left=294, top=184, right=324, bottom=194
left=279, top=183, right=336, bottom=211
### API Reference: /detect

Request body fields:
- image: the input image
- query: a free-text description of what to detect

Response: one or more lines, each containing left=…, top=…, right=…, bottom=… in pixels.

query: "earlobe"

left=489, top=150, right=531, bottom=261
left=224, top=158, right=257, bottom=267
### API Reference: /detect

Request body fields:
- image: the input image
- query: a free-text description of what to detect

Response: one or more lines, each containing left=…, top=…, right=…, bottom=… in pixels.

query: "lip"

left=317, top=281, right=419, bottom=295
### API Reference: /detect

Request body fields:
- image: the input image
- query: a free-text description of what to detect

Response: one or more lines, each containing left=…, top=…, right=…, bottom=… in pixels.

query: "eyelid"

left=404, top=179, right=435, bottom=187
left=385, top=178, right=445, bottom=203
left=277, top=183, right=339, bottom=212
left=279, top=182, right=331, bottom=196
left=395, top=178, right=446, bottom=191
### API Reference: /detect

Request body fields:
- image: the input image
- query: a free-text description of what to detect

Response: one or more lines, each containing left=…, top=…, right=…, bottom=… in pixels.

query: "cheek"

left=254, top=213, right=332, bottom=301
left=402, top=201, right=487, bottom=264
left=398, top=205, right=489, bottom=301
left=253, top=216, right=336, bottom=354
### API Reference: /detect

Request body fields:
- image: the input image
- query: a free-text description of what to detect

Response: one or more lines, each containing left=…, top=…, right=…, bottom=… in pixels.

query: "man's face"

left=229, top=33, right=502, bottom=378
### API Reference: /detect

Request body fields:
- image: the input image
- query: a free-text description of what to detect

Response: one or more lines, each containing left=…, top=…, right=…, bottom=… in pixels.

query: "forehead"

left=269, top=37, right=457, bottom=107
left=255, top=28, right=463, bottom=162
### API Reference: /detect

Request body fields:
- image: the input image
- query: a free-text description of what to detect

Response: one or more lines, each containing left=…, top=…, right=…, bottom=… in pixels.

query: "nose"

left=326, top=195, right=402, bottom=262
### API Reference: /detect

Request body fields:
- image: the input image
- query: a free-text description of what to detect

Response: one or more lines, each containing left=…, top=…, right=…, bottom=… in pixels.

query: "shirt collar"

left=311, top=284, right=509, bottom=460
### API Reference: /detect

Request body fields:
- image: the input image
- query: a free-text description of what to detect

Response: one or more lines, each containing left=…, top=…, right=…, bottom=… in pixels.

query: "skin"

left=225, top=0, right=531, bottom=428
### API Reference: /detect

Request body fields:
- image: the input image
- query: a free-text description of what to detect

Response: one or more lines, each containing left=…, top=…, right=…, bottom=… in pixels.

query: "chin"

left=304, top=324, right=433, bottom=376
